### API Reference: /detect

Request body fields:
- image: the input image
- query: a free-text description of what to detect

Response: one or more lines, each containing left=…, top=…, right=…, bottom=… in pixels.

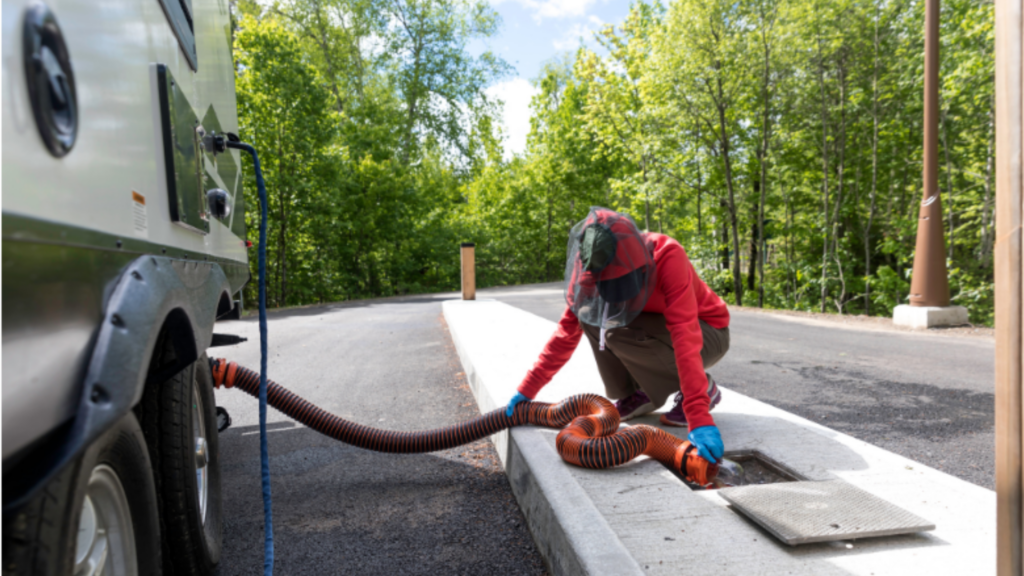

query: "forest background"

left=231, top=0, right=995, bottom=325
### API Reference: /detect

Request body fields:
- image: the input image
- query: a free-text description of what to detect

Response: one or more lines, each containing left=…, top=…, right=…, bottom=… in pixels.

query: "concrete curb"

left=443, top=299, right=996, bottom=576
left=446, top=301, right=644, bottom=576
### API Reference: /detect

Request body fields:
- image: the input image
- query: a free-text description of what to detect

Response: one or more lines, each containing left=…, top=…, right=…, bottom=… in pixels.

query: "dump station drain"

left=720, top=450, right=802, bottom=485
left=664, top=451, right=935, bottom=546
left=662, top=450, right=801, bottom=490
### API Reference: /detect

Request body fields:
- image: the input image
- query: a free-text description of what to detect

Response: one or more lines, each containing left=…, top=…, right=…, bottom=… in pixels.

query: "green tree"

left=576, top=2, right=664, bottom=231
left=235, top=14, right=339, bottom=306
left=656, top=0, right=753, bottom=304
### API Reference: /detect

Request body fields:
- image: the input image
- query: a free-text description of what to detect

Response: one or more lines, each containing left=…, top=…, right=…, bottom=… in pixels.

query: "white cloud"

left=486, top=77, right=540, bottom=158
left=534, top=0, right=596, bottom=19
left=493, top=0, right=599, bottom=22
left=552, top=17, right=603, bottom=50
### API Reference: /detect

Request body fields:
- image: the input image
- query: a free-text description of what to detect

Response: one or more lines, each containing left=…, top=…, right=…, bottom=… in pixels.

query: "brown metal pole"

left=908, top=0, right=952, bottom=307
left=461, top=243, right=476, bottom=301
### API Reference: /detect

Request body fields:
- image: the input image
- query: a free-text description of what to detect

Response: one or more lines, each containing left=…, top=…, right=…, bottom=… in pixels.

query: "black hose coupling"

left=202, top=131, right=227, bottom=155
left=210, top=333, right=248, bottom=347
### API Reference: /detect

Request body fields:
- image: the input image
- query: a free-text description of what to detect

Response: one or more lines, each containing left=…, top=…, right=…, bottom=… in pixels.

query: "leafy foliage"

left=232, top=0, right=994, bottom=325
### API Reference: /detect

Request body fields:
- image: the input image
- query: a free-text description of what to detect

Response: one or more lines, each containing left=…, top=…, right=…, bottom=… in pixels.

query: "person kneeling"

left=505, top=207, right=731, bottom=464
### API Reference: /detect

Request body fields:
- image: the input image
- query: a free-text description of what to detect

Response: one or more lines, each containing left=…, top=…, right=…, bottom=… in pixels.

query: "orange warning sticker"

left=132, top=191, right=148, bottom=237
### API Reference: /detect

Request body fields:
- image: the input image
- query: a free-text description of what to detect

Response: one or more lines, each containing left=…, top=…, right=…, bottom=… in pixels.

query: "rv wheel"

left=140, top=349, right=223, bottom=576
left=3, top=413, right=163, bottom=576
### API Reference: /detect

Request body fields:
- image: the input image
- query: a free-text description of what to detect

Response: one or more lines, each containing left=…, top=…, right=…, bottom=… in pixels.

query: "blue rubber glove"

left=688, top=426, right=724, bottom=464
left=506, top=392, right=530, bottom=417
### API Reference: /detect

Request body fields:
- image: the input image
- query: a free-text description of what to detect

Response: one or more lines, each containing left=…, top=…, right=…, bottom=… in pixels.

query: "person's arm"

left=657, top=245, right=715, bottom=431
left=516, top=306, right=584, bottom=398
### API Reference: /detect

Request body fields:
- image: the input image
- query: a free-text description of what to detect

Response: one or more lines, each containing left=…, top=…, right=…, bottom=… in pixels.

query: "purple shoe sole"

left=616, top=390, right=656, bottom=421
left=620, top=402, right=656, bottom=421
left=660, top=381, right=722, bottom=427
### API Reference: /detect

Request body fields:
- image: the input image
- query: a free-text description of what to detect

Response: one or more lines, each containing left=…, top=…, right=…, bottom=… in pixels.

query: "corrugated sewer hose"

left=210, top=359, right=721, bottom=486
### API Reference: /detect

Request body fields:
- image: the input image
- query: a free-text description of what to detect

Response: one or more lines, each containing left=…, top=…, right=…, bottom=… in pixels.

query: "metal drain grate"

left=718, top=480, right=935, bottom=545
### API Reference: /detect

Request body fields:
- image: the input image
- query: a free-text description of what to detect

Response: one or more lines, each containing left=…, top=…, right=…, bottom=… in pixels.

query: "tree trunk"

left=757, top=2, right=774, bottom=309
left=865, top=14, right=880, bottom=316
left=748, top=219, right=758, bottom=293
left=785, top=191, right=795, bottom=305
left=716, top=78, right=743, bottom=306
left=940, top=107, right=956, bottom=260
left=980, top=106, right=994, bottom=261
left=695, top=121, right=704, bottom=236
left=276, top=129, right=285, bottom=307
left=658, top=195, right=664, bottom=233
left=278, top=165, right=288, bottom=307
left=696, top=161, right=703, bottom=235
left=830, top=61, right=848, bottom=313
left=816, top=35, right=832, bottom=314
left=401, top=39, right=424, bottom=163
left=546, top=189, right=553, bottom=280
left=642, top=158, right=651, bottom=231
left=720, top=203, right=730, bottom=275
left=757, top=163, right=767, bottom=307
left=728, top=204, right=742, bottom=305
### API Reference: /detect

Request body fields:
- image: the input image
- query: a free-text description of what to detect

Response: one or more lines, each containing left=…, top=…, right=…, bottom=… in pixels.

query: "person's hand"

left=688, top=425, right=724, bottom=464
left=506, top=392, right=531, bottom=417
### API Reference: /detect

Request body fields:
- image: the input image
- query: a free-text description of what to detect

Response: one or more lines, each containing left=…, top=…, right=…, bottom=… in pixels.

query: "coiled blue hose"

left=227, top=141, right=274, bottom=575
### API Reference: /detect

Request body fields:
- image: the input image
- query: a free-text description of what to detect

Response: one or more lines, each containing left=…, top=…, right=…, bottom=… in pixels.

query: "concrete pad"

left=892, top=304, right=970, bottom=328
left=443, top=299, right=996, bottom=576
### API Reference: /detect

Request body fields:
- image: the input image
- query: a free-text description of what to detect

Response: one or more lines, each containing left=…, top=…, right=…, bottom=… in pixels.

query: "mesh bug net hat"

left=565, top=207, right=656, bottom=349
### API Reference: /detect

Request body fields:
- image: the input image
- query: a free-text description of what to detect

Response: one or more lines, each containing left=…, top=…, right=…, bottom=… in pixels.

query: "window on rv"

left=158, top=0, right=197, bottom=70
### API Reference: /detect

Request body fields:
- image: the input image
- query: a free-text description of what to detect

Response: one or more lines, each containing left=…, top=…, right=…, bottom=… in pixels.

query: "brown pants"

left=581, top=313, right=730, bottom=408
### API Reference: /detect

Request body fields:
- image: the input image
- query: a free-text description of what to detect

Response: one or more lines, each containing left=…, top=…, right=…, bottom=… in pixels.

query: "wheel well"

left=215, top=290, right=234, bottom=320
left=145, top=308, right=198, bottom=386
left=4, top=256, right=234, bottom=513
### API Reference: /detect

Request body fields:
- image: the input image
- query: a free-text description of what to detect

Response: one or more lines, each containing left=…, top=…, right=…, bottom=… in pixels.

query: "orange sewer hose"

left=210, top=359, right=719, bottom=486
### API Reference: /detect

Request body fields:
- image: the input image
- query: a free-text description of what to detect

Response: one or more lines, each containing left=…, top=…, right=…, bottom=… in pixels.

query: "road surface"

left=212, top=295, right=545, bottom=575
left=481, top=282, right=995, bottom=489
left=212, top=281, right=994, bottom=574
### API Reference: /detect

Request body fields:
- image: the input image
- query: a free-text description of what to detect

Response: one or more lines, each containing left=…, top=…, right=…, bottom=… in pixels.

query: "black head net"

left=565, top=208, right=656, bottom=345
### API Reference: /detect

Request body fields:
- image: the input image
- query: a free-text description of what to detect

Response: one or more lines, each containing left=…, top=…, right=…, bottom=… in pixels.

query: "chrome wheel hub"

left=192, top=375, right=209, bottom=525
left=74, top=464, right=136, bottom=576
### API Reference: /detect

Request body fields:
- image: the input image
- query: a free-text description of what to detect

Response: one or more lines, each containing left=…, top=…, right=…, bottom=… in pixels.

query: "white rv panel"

left=2, top=0, right=246, bottom=262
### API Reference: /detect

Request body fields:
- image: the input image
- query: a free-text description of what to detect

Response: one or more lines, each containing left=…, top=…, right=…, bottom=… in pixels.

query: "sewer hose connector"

left=210, top=359, right=720, bottom=486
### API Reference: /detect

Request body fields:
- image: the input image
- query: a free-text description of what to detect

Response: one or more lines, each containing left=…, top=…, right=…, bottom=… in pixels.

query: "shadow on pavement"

left=216, top=423, right=545, bottom=576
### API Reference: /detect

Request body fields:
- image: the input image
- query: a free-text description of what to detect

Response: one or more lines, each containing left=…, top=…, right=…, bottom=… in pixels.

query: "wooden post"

left=995, top=0, right=1023, bottom=572
left=461, top=243, right=476, bottom=301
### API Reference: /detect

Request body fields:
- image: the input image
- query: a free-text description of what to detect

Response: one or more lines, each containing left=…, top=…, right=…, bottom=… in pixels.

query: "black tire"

left=3, top=412, right=163, bottom=576
left=139, top=348, right=222, bottom=576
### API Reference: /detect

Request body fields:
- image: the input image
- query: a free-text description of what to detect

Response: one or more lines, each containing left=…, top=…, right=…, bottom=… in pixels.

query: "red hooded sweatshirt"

left=516, top=233, right=729, bottom=431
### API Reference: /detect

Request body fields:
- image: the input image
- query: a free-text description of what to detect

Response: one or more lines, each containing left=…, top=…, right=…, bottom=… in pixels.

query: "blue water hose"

left=226, top=140, right=274, bottom=575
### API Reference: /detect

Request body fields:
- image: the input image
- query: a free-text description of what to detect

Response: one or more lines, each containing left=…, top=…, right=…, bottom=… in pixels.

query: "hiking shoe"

left=660, top=374, right=722, bottom=427
left=615, top=390, right=656, bottom=421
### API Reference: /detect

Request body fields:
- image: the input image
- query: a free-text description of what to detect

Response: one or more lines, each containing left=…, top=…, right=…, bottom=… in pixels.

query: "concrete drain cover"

left=718, top=480, right=935, bottom=545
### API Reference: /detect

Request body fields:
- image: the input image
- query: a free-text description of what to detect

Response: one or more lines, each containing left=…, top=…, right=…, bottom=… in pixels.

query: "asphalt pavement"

left=211, top=295, right=546, bottom=575
left=478, top=282, right=996, bottom=489
left=209, top=281, right=995, bottom=574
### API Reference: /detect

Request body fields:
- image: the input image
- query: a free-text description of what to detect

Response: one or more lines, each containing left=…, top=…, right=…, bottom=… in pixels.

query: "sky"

left=480, top=0, right=632, bottom=157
